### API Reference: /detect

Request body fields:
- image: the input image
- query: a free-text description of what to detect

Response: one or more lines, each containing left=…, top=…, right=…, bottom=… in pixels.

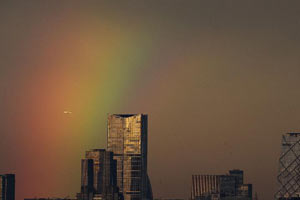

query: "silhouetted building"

left=77, top=149, right=121, bottom=200
left=80, top=159, right=94, bottom=199
left=237, top=184, right=252, bottom=199
left=229, top=170, right=243, bottom=187
left=107, top=114, right=153, bottom=200
left=191, top=170, right=252, bottom=200
left=220, top=175, right=236, bottom=198
left=0, top=174, right=15, bottom=200
left=276, top=133, right=300, bottom=199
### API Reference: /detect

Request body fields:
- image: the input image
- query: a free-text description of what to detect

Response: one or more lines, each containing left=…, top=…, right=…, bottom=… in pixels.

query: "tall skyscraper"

left=0, top=174, right=15, bottom=200
left=107, top=114, right=152, bottom=200
left=77, top=149, right=120, bottom=200
left=276, top=133, right=300, bottom=199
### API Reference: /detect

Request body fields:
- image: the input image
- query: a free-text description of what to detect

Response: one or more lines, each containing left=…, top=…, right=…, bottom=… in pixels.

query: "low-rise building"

left=191, top=170, right=252, bottom=200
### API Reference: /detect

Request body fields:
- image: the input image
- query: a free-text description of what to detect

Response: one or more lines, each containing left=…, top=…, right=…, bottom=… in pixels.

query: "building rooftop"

left=89, top=149, right=106, bottom=152
left=287, top=133, right=300, bottom=136
left=109, top=114, right=147, bottom=118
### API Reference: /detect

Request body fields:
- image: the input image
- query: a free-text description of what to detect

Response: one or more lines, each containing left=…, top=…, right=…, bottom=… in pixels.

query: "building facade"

left=0, top=174, right=15, bottom=200
left=219, top=175, right=236, bottom=198
left=228, top=170, right=243, bottom=187
left=191, top=170, right=252, bottom=200
left=191, top=175, right=220, bottom=198
left=77, top=149, right=120, bottom=200
left=107, top=114, right=152, bottom=200
left=237, top=185, right=252, bottom=199
left=276, top=133, right=300, bottom=199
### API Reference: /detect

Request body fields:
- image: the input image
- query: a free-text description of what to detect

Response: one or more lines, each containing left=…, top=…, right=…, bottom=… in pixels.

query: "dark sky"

left=1, top=1, right=300, bottom=200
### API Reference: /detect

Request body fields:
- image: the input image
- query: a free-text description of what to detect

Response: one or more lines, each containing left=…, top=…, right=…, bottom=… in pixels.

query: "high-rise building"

left=276, top=133, right=300, bottom=199
left=107, top=114, right=152, bottom=200
left=0, top=174, right=15, bottom=200
left=77, top=149, right=120, bottom=200
left=191, top=170, right=252, bottom=200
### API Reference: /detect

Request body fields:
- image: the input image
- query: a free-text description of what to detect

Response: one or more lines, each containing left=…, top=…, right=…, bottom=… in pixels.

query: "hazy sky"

left=1, top=1, right=300, bottom=200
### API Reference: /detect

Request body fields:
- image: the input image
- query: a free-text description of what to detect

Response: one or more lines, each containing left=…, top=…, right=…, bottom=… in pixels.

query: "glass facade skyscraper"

left=107, top=114, right=152, bottom=200
left=276, top=133, right=300, bottom=199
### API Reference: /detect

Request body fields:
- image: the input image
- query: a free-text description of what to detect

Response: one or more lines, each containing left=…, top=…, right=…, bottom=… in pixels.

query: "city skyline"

left=1, top=1, right=300, bottom=200
left=19, top=114, right=255, bottom=200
